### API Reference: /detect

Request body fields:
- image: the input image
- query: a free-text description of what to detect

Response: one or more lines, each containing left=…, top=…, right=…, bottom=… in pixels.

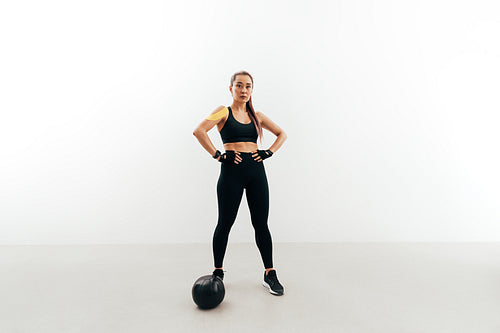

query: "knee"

left=252, top=222, right=270, bottom=233
left=215, top=220, right=234, bottom=234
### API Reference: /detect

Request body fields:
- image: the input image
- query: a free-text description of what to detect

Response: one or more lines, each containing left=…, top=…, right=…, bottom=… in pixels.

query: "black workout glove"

left=255, top=149, right=273, bottom=161
left=218, top=150, right=237, bottom=164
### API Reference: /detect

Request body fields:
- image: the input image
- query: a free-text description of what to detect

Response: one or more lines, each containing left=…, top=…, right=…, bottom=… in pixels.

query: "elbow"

left=193, top=130, right=206, bottom=137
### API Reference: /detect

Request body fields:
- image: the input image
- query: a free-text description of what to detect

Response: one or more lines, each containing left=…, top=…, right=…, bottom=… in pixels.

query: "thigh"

left=217, top=164, right=245, bottom=219
left=245, top=164, right=269, bottom=221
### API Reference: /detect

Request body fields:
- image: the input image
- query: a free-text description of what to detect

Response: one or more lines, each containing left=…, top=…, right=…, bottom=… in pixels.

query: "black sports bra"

left=220, top=106, right=258, bottom=144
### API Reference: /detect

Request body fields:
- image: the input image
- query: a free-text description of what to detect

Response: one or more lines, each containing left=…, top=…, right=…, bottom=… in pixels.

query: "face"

left=230, top=75, right=253, bottom=102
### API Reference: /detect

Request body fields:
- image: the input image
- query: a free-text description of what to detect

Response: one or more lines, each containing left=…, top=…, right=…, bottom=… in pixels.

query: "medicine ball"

left=192, top=274, right=225, bottom=309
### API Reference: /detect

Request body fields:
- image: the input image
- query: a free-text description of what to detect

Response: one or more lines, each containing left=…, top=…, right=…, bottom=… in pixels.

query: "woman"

left=192, top=71, right=287, bottom=296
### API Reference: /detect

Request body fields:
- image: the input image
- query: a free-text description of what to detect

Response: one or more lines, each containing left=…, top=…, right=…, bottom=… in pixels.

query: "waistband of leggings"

left=225, top=150, right=254, bottom=155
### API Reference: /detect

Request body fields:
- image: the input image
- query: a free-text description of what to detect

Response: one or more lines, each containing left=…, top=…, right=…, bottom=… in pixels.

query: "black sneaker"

left=263, top=270, right=284, bottom=296
left=212, top=268, right=224, bottom=281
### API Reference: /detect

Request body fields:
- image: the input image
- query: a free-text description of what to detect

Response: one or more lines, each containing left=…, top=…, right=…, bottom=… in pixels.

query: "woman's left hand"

left=252, top=149, right=273, bottom=162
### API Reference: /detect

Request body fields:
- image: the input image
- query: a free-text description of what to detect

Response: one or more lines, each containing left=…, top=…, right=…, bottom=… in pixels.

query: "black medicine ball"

left=192, top=274, right=225, bottom=309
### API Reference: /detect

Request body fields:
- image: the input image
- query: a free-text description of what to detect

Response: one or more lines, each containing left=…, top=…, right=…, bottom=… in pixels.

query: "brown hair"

left=230, top=71, right=264, bottom=145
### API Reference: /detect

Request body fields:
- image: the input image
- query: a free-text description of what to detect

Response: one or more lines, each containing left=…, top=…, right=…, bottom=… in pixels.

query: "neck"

left=230, top=101, right=247, bottom=113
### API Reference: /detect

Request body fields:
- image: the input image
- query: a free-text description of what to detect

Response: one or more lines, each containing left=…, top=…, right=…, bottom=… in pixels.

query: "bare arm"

left=257, top=111, right=287, bottom=153
left=193, top=106, right=228, bottom=157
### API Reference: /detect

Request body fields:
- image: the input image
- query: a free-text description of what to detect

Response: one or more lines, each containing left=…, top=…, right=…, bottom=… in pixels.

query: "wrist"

left=213, top=150, right=221, bottom=159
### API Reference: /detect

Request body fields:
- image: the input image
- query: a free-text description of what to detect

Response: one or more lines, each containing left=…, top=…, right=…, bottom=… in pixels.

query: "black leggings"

left=212, top=151, right=274, bottom=269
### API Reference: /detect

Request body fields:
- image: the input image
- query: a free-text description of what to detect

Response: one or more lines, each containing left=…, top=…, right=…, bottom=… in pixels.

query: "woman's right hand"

left=217, top=151, right=242, bottom=164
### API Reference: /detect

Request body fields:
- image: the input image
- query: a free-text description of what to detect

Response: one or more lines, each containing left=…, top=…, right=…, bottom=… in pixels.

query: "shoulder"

left=256, top=111, right=268, bottom=123
left=255, top=110, right=285, bottom=136
left=206, top=105, right=228, bottom=121
left=213, top=105, right=228, bottom=114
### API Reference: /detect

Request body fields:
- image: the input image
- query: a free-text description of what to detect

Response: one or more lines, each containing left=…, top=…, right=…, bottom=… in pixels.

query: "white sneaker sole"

left=262, top=281, right=283, bottom=295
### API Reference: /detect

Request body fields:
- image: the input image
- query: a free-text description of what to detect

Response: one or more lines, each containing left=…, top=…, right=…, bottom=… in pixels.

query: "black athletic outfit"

left=212, top=106, right=274, bottom=269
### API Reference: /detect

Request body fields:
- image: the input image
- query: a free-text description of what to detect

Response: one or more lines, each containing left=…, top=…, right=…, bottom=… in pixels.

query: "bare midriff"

left=223, top=142, right=258, bottom=153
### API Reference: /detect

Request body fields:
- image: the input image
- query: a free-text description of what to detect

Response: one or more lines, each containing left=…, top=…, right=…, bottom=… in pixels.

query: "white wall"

left=1, top=0, right=499, bottom=244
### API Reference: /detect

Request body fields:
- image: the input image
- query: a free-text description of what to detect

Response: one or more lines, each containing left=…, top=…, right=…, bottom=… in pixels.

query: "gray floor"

left=1, top=242, right=500, bottom=333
